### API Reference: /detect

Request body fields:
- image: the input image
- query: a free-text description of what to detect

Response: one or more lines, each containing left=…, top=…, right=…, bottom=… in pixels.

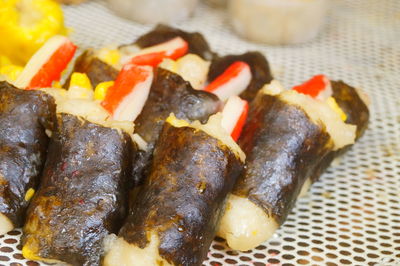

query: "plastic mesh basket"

left=0, top=0, right=399, bottom=265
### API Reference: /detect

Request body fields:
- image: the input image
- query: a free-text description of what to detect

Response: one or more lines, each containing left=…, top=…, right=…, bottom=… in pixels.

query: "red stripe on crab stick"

left=128, top=37, right=188, bottom=67
left=15, top=36, right=77, bottom=90
left=292, top=74, right=332, bottom=100
left=204, top=61, right=251, bottom=102
left=101, top=64, right=153, bottom=121
left=221, top=95, right=249, bottom=141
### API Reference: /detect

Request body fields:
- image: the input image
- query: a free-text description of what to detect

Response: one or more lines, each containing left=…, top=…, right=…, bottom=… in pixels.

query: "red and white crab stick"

left=205, top=61, right=251, bottom=102
left=101, top=63, right=153, bottom=121
left=221, top=95, right=249, bottom=141
left=15, top=35, right=77, bottom=90
left=292, top=74, right=332, bottom=100
left=128, top=37, right=188, bottom=67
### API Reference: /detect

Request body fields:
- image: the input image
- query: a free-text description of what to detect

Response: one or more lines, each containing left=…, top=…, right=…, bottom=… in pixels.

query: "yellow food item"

left=0, top=0, right=67, bottom=65
left=0, top=55, right=13, bottom=67
left=97, top=48, right=121, bottom=67
left=159, top=58, right=178, bottom=73
left=94, top=81, right=114, bottom=101
left=52, top=81, right=62, bottom=88
left=326, top=97, right=347, bottom=121
left=69, top=72, right=92, bottom=90
left=159, top=54, right=210, bottom=90
left=0, top=64, right=23, bottom=83
left=68, top=72, right=94, bottom=100
left=22, top=245, right=42, bottom=261
left=24, top=188, right=35, bottom=201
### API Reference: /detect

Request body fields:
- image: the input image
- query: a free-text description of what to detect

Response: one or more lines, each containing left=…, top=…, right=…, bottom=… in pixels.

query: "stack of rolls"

left=0, top=24, right=370, bottom=266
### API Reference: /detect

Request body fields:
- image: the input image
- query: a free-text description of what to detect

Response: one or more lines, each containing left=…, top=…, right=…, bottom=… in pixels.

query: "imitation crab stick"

left=128, top=37, right=188, bottom=67
left=204, top=61, right=251, bottom=101
left=292, top=74, right=332, bottom=101
left=221, top=95, right=249, bottom=141
left=15, top=35, right=77, bottom=90
left=293, top=75, right=348, bottom=120
left=101, top=64, right=153, bottom=121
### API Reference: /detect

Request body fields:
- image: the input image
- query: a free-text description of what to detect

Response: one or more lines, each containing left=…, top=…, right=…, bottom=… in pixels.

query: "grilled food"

left=132, top=68, right=220, bottom=186
left=22, top=83, right=138, bottom=265
left=217, top=81, right=365, bottom=251
left=0, top=81, right=56, bottom=235
left=103, top=114, right=244, bottom=266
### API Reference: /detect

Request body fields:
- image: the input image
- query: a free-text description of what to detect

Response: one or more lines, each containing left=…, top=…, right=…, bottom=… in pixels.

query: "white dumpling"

left=229, top=0, right=329, bottom=45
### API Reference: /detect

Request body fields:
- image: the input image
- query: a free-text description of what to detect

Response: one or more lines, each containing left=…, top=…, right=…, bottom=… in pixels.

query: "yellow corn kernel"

left=69, top=72, right=92, bottom=90
left=24, top=188, right=35, bottom=201
left=94, top=81, right=114, bottom=101
left=0, top=65, right=23, bottom=82
left=97, top=48, right=121, bottom=67
left=327, top=97, right=347, bottom=121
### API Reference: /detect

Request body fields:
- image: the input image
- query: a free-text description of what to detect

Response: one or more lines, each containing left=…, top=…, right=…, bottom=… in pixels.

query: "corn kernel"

left=69, top=72, right=92, bottom=90
left=94, top=81, right=114, bottom=101
left=24, top=188, right=35, bottom=201
left=327, top=97, right=347, bottom=121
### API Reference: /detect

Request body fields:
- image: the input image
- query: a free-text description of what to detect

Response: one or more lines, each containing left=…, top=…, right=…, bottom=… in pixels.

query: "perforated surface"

left=1, top=0, right=399, bottom=265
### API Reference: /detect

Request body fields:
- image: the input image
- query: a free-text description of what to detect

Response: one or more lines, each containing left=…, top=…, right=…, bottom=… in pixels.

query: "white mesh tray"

left=0, top=0, right=399, bottom=265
